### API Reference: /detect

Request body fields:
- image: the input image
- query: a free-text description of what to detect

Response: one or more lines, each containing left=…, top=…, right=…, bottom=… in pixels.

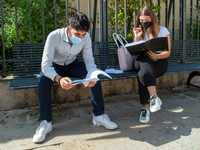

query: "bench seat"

left=10, top=63, right=200, bottom=89
left=10, top=40, right=200, bottom=89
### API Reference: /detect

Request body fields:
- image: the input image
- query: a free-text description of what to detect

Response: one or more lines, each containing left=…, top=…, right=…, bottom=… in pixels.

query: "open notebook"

left=125, top=36, right=168, bottom=56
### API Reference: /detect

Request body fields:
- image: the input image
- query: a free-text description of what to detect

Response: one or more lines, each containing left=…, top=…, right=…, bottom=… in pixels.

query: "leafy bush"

left=107, top=0, right=164, bottom=40
left=0, top=0, right=76, bottom=60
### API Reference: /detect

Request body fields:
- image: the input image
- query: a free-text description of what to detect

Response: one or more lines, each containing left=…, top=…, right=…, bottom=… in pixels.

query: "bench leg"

left=187, top=71, right=200, bottom=88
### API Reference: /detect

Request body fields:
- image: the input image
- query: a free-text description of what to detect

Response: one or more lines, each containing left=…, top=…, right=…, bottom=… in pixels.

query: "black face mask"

left=140, top=22, right=152, bottom=30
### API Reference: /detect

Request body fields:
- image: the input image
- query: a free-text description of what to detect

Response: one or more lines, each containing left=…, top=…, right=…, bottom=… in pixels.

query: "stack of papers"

left=105, top=68, right=123, bottom=74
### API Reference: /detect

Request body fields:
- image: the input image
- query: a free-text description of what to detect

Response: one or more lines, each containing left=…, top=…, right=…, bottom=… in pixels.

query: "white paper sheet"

left=71, top=68, right=112, bottom=87
left=125, top=40, right=145, bottom=47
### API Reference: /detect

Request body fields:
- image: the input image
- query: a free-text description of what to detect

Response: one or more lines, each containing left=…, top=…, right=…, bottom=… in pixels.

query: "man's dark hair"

left=68, top=12, right=90, bottom=32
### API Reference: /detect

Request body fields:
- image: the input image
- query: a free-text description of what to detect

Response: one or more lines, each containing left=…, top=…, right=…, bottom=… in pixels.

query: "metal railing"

left=0, top=0, right=199, bottom=76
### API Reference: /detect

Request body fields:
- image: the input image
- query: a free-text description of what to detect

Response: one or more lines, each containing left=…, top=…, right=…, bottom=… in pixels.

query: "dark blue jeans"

left=38, top=59, right=104, bottom=122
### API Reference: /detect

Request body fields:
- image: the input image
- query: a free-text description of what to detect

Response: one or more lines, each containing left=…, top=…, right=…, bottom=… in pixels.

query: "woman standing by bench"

left=133, top=6, right=171, bottom=123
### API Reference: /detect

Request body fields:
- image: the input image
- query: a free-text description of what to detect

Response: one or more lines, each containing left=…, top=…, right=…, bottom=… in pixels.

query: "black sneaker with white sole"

left=139, top=107, right=150, bottom=123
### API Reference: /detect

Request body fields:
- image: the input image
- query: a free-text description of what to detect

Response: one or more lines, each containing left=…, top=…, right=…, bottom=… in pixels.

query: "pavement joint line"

left=74, top=106, right=93, bottom=138
left=180, top=92, right=200, bottom=102
left=139, top=113, right=200, bottom=147
left=135, top=123, right=168, bottom=147
left=146, top=124, right=174, bottom=150
left=27, top=142, right=64, bottom=150
left=149, top=113, right=200, bottom=127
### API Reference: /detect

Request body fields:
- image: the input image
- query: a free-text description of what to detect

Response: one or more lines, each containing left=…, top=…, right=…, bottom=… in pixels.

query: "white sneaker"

left=33, top=120, right=52, bottom=143
left=139, top=107, right=150, bottom=123
left=92, top=114, right=118, bottom=130
left=149, top=95, right=162, bottom=113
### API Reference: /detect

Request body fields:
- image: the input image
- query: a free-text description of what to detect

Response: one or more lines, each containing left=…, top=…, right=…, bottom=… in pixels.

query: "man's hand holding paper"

left=59, top=77, right=75, bottom=90
left=88, top=81, right=97, bottom=87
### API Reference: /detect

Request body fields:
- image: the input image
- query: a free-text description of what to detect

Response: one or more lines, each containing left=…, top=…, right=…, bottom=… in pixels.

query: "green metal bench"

left=10, top=40, right=200, bottom=89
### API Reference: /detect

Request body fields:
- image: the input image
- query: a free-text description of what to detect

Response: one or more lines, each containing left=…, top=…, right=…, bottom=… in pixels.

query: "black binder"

left=125, top=36, right=168, bottom=56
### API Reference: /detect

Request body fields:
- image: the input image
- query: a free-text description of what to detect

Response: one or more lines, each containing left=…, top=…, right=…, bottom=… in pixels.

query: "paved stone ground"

left=0, top=84, right=200, bottom=150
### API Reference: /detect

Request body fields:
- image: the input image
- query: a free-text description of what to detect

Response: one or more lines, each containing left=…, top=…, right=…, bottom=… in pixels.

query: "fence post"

left=182, top=0, right=186, bottom=63
left=15, top=2, right=18, bottom=43
left=42, top=7, right=45, bottom=43
left=54, top=0, right=57, bottom=29
left=165, top=0, right=168, bottom=28
left=124, top=0, right=127, bottom=39
left=102, top=0, right=108, bottom=42
left=115, top=0, right=118, bottom=34
left=158, top=0, right=160, bottom=22
left=0, top=0, right=6, bottom=75
left=92, top=0, right=97, bottom=42
left=88, top=0, right=91, bottom=36
left=28, top=1, right=32, bottom=43
left=77, top=0, right=80, bottom=12
left=197, top=0, right=199, bottom=39
left=99, top=1, right=102, bottom=41
left=182, top=0, right=186, bottom=40
left=133, top=0, right=136, bottom=29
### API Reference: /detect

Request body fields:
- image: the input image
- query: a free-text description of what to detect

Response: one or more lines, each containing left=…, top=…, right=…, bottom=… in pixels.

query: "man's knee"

left=38, top=72, right=53, bottom=86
